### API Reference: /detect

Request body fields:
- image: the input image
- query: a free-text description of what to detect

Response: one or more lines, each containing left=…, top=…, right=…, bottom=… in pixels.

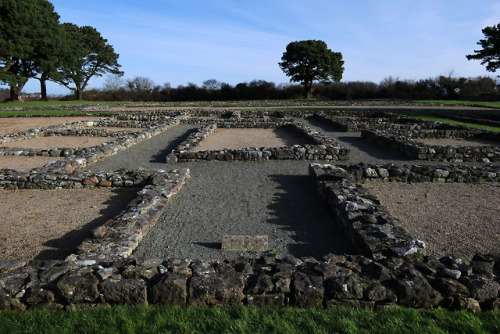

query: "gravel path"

left=303, top=118, right=418, bottom=164
left=86, top=120, right=500, bottom=261
left=88, top=123, right=357, bottom=261
left=86, top=124, right=199, bottom=171
left=133, top=161, right=357, bottom=261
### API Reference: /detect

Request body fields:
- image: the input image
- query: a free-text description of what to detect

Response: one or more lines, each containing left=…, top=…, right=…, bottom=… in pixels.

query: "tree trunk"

left=9, top=82, right=26, bottom=102
left=40, top=78, right=48, bottom=101
left=303, top=81, right=312, bottom=99
left=76, top=87, right=84, bottom=100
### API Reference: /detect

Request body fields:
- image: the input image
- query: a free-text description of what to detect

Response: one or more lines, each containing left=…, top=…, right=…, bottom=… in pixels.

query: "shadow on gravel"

left=149, top=128, right=199, bottom=163
left=305, top=117, right=411, bottom=162
left=267, top=174, right=358, bottom=259
left=194, top=242, right=221, bottom=250
left=336, top=135, right=412, bottom=162
left=34, top=188, right=139, bottom=261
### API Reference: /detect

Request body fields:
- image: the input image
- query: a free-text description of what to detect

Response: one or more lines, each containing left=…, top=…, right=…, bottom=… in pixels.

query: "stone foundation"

left=1, top=163, right=498, bottom=312
left=166, top=121, right=350, bottom=162
left=361, top=127, right=500, bottom=162
left=1, top=119, right=180, bottom=172
left=313, top=112, right=430, bottom=132
left=0, top=110, right=499, bottom=312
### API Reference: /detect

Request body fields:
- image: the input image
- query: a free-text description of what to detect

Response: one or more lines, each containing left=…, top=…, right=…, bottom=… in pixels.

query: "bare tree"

left=202, top=79, right=222, bottom=90
left=125, top=76, right=155, bottom=100
left=126, top=76, right=155, bottom=93
left=103, top=74, right=124, bottom=92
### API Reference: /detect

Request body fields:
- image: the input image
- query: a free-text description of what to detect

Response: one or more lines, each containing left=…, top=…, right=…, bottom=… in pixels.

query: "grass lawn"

left=0, top=110, right=115, bottom=117
left=0, top=306, right=499, bottom=334
left=416, top=100, right=500, bottom=109
left=0, top=100, right=125, bottom=108
left=390, top=109, right=500, bottom=133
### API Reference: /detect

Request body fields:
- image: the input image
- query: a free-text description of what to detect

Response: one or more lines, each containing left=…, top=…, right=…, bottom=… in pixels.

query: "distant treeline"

left=1, top=74, right=498, bottom=103
left=80, top=75, right=499, bottom=102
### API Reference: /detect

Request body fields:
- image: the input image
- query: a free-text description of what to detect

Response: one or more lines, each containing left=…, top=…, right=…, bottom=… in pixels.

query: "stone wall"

left=166, top=122, right=350, bottom=162
left=309, top=163, right=499, bottom=259
left=0, top=167, right=189, bottom=261
left=1, top=163, right=498, bottom=312
left=1, top=112, right=499, bottom=311
left=313, top=112, right=430, bottom=132
left=1, top=117, right=177, bottom=144
left=0, top=119, right=180, bottom=172
left=435, top=113, right=500, bottom=127
left=362, top=128, right=500, bottom=162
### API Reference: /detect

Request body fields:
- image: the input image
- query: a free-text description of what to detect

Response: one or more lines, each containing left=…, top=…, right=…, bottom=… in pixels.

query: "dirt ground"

left=0, top=117, right=96, bottom=136
left=0, top=187, right=138, bottom=261
left=193, top=128, right=310, bottom=151
left=416, top=138, right=499, bottom=147
left=82, top=127, right=139, bottom=132
left=1, top=136, right=111, bottom=149
left=1, top=115, right=499, bottom=262
left=363, top=181, right=500, bottom=259
left=0, top=156, right=60, bottom=170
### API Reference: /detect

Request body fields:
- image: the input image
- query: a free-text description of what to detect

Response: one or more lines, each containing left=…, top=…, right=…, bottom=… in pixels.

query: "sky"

left=9, top=0, right=500, bottom=95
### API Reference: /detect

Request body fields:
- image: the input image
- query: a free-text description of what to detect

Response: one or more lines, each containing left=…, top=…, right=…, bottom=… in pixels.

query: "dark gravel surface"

left=86, top=119, right=496, bottom=261
left=87, top=122, right=362, bottom=261
left=86, top=124, right=200, bottom=171
left=134, top=160, right=358, bottom=261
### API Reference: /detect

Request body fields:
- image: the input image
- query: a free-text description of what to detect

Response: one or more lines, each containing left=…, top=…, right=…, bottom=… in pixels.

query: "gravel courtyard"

left=1, top=115, right=499, bottom=262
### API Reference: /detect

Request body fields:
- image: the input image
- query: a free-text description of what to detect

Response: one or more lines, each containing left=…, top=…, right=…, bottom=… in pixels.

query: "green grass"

left=0, top=306, right=499, bottom=334
left=416, top=100, right=500, bottom=109
left=0, top=110, right=115, bottom=117
left=390, top=109, right=500, bottom=133
left=0, top=100, right=125, bottom=108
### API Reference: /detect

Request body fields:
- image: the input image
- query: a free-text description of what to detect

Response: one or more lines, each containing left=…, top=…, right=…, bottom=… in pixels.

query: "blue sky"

left=12, top=0, right=500, bottom=94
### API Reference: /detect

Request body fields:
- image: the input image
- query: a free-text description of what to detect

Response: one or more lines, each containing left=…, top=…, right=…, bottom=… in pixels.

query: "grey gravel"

left=86, top=119, right=498, bottom=262
left=134, top=160, right=358, bottom=261
left=87, top=122, right=359, bottom=261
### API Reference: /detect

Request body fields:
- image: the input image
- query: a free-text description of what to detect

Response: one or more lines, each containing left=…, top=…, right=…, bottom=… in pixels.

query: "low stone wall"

left=309, top=164, right=425, bottom=259
left=434, top=113, right=500, bottom=127
left=69, top=168, right=190, bottom=263
left=0, top=119, right=180, bottom=171
left=1, top=117, right=176, bottom=144
left=180, top=117, right=296, bottom=126
left=166, top=122, right=350, bottom=162
left=1, top=240, right=498, bottom=311
left=1, top=163, right=499, bottom=311
left=313, top=112, right=430, bottom=132
left=309, top=163, right=499, bottom=259
left=362, top=128, right=500, bottom=162
left=1, top=168, right=189, bottom=262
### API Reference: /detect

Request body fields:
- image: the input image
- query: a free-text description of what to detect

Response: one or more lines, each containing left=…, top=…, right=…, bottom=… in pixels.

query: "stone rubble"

left=361, top=126, right=500, bottom=162
left=0, top=108, right=499, bottom=312
left=166, top=121, right=350, bottom=162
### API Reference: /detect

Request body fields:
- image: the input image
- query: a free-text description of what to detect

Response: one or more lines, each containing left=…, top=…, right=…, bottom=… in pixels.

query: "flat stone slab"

left=0, top=259, right=26, bottom=273
left=221, top=235, right=268, bottom=252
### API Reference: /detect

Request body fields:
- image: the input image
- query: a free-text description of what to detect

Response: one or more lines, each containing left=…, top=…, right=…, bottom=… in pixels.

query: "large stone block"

left=188, top=268, right=245, bottom=307
left=56, top=271, right=99, bottom=303
left=100, top=279, right=148, bottom=305
left=149, top=273, right=187, bottom=306
left=222, top=235, right=268, bottom=252
left=291, top=272, right=324, bottom=307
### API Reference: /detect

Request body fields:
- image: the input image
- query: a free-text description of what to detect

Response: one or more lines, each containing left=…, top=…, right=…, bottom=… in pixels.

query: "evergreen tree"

left=467, top=23, right=500, bottom=75
left=56, top=23, right=122, bottom=100
left=0, top=0, right=60, bottom=101
left=279, top=40, right=344, bottom=99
